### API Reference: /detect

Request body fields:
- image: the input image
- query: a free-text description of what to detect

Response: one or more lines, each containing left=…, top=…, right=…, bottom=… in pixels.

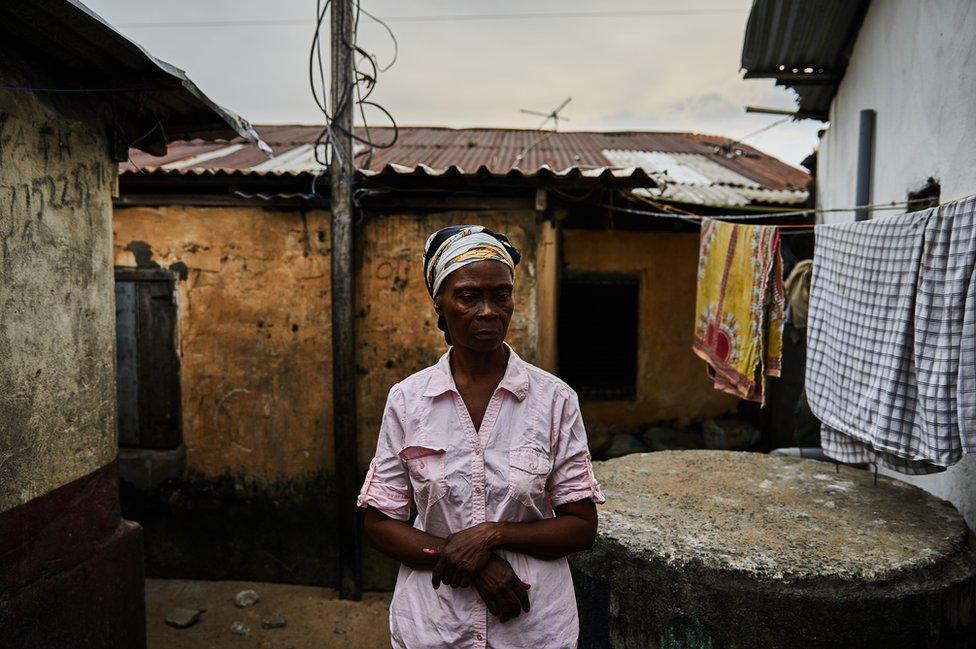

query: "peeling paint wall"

left=113, top=207, right=539, bottom=478
left=562, top=230, right=737, bottom=430
left=0, top=72, right=117, bottom=512
left=112, top=206, right=333, bottom=483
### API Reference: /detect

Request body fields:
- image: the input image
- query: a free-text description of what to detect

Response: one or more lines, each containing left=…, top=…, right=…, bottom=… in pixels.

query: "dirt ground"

left=145, top=579, right=392, bottom=649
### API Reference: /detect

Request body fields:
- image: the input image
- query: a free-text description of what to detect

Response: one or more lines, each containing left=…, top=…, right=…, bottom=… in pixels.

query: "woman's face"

left=435, top=260, right=514, bottom=351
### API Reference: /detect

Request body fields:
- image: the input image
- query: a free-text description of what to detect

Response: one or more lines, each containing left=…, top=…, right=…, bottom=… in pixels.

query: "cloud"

left=669, top=92, right=741, bottom=120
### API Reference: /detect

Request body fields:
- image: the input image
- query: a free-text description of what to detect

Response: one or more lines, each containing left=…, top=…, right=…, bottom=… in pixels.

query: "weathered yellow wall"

left=0, top=73, right=117, bottom=512
left=113, top=207, right=539, bottom=478
left=355, top=212, right=538, bottom=466
left=534, top=220, right=558, bottom=373
left=113, top=206, right=333, bottom=483
left=562, top=230, right=737, bottom=430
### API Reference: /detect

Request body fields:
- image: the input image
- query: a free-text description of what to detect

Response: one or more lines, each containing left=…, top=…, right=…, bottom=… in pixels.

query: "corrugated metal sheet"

left=740, top=0, right=870, bottom=119
left=603, top=150, right=713, bottom=185
left=637, top=185, right=751, bottom=208
left=603, top=149, right=802, bottom=206
left=123, top=125, right=810, bottom=206
left=0, top=0, right=264, bottom=152
left=669, top=153, right=760, bottom=188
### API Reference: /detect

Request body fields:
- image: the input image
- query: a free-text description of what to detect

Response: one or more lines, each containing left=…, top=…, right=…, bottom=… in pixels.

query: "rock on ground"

left=261, top=612, right=287, bottom=629
left=164, top=607, right=202, bottom=629
left=146, top=579, right=391, bottom=649
left=233, top=589, right=260, bottom=608
left=603, top=433, right=647, bottom=459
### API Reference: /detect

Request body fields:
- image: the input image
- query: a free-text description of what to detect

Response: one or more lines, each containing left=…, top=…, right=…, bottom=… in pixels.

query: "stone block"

left=572, top=451, right=976, bottom=648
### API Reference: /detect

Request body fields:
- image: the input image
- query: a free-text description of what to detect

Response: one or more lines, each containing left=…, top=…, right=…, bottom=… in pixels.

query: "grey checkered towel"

left=806, top=196, right=976, bottom=474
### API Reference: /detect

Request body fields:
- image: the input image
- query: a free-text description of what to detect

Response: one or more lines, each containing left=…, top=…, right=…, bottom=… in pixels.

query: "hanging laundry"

left=806, top=196, right=976, bottom=474
left=693, top=218, right=785, bottom=403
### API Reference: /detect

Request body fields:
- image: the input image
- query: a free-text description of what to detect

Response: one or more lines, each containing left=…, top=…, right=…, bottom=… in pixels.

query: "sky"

left=85, top=0, right=822, bottom=167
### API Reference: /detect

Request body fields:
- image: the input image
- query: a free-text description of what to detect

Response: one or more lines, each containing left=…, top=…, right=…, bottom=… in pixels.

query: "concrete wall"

left=0, top=67, right=146, bottom=648
left=817, top=0, right=976, bottom=530
left=113, top=206, right=540, bottom=478
left=113, top=205, right=333, bottom=483
left=0, top=73, right=117, bottom=511
left=818, top=0, right=976, bottom=223
left=562, top=230, right=738, bottom=431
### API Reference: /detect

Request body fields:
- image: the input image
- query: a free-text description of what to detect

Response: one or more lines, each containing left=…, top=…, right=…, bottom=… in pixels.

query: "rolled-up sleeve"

left=357, top=385, right=412, bottom=520
left=547, top=388, right=606, bottom=508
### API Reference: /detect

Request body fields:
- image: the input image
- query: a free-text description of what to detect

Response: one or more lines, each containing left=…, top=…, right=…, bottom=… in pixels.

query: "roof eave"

left=1, top=0, right=267, bottom=154
left=740, top=0, right=872, bottom=121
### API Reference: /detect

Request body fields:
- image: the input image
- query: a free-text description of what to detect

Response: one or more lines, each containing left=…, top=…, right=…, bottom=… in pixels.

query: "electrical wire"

left=735, top=116, right=793, bottom=144
left=597, top=190, right=976, bottom=230
left=308, top=0, right=400, bottom=197
left=117, top=8, right=746, bottom=29
left=600, top=201, right=816, bottom=231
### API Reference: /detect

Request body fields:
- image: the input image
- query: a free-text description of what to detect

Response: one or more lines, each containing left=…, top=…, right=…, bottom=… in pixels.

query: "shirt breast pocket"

left=398, top=445, right=447, bottom=508
left=507, top=446, right=552, bottom=509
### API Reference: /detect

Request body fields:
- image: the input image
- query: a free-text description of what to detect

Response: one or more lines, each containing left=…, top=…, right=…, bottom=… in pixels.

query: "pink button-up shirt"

left=358, top=345, right=605, bottom=649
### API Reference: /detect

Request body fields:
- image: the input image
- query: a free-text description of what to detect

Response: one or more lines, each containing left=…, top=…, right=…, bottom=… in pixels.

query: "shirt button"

left=476, top=633, right=484, bottom=641
left=529, top=462, right=537, bottom=470
left=474, top=486, right=482, bottom=494
left=474, top=448, right=482, bottom=456
left=419, top=460, right=426, bottom=469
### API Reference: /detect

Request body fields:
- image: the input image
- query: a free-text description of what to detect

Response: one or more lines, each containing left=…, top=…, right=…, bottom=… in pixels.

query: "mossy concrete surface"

left=572, top=451, right=976, bottom=648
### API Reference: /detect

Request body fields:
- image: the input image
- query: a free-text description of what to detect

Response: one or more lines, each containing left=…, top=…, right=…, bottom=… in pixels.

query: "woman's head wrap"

left=422, top=225, right=521, bottom=343
left=423, top=225, right=521, bottom=297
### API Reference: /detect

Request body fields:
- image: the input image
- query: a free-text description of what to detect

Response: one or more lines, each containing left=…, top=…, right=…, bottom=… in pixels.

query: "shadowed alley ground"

left=146, top=579, right=392, bottom=648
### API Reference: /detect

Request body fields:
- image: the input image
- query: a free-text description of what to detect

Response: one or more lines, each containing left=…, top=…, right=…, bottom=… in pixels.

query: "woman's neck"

left=450, top=343, right=509, bottom=386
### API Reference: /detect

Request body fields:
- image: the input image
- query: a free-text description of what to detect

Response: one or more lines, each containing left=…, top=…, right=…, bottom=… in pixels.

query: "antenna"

left=513, top=97, right=572, bottom=168
left=519, top=96, right=572, bottom=130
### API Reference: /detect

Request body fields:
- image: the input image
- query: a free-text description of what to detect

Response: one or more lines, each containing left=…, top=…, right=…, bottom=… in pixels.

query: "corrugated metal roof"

left=740, top=0, right=870, bottom=119
left=123, top=125, right=810, bottom=206
left=602, top=149, right=801, bottom=206
left=0, top=0, right=264, bottom=153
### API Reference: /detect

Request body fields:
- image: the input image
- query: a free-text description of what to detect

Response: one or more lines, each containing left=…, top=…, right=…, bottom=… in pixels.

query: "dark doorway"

left=558, top=274, right=639, bottom=401
left=115, top=267, right=182, bottom=449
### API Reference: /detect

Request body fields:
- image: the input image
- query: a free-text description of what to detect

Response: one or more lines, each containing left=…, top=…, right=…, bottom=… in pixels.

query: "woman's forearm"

left=490, top=501, right=598, bottom=560
left=363, top=508, right=444, bottom=570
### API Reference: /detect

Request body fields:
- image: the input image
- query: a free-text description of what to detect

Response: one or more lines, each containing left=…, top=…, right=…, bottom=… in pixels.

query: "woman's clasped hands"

left=423, top=522, right=531, bottom=622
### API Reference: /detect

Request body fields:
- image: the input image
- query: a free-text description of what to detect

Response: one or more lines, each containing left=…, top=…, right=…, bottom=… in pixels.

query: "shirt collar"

left=422, top=343, right=529, bottom=401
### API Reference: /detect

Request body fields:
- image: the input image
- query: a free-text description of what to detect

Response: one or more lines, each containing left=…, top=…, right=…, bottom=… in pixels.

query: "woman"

left=358, top=225, right=605, bottom=649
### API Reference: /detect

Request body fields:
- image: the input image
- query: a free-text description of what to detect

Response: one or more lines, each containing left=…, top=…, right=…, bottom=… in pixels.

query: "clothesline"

left=606, top=199, right=906, bottom=223
left=599, top=202, right=815, bottom=232
left=607, top=190, right=976, bottom=224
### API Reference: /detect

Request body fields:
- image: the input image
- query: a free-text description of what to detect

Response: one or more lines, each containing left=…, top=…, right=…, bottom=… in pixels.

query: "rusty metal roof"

left=123, top=125, right=810, bottom=206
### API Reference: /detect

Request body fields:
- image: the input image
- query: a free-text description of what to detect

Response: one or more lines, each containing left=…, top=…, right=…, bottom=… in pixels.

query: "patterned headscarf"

left=423, top=225, right=521, bottom=297
left=422, top=225, right=521, bottom=344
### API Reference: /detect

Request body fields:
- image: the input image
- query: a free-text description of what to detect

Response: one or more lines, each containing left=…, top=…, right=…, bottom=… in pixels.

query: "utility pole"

left=330, top=0, right=362, bottom=601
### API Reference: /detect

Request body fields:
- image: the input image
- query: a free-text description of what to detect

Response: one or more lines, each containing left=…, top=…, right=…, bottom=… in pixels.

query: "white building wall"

left=818, top=0, right=976, bottom=223
left=816, top=0, right=976, bottom=529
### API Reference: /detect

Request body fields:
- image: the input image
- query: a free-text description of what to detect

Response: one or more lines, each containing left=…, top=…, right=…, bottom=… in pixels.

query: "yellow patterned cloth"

left=693, top=218, right=784, bottom=403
